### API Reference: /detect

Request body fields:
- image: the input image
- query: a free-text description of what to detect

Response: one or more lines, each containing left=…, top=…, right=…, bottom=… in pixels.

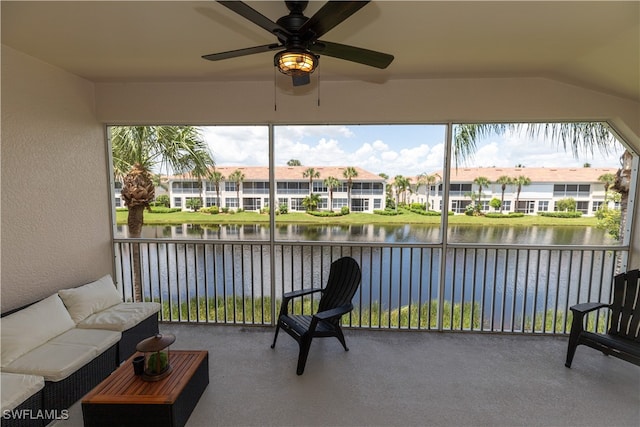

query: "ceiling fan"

left=202, top=0, right=394, bottom=86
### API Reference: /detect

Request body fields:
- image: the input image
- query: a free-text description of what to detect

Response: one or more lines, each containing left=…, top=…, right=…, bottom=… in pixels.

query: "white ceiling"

left=2, top=1, right=639, bottom=101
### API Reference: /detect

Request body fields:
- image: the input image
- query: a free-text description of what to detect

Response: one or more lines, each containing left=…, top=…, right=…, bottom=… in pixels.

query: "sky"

left=201, top=124, right=625, bottom=178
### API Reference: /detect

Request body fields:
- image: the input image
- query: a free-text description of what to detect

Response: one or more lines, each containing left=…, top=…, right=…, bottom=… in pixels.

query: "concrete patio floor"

left=57, top=323, right=639, bottom=427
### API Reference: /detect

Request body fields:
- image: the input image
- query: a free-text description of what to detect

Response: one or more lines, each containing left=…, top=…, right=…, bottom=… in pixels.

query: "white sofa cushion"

left=77, top=302, right=161, bottom=332
left=50, top=328, right=121, bottom=354
left=0, top=372, right=45, bottom=412
left=1, top=294, right=75, bottom=368
left=58, top=275, right=123, bottom=323
left=2, top=342, right=99, bottom=382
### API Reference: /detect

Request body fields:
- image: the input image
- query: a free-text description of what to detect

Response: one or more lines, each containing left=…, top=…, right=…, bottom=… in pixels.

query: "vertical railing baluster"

left=521, top=249, right=530, bottom=333
left=499, top=249, right=508, bottom=332
left=221, top=244, right=228, bottom=323
left=481, top=249, right=489, bottom=331
left=387, top=248, right=393, bottom=329
left=510, top=249, right=520, bottom=333
left=490, top=248, right=499, bottom=332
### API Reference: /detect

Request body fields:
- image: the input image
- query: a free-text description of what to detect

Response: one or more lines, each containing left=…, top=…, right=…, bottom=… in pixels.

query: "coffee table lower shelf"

left=82, top=350, right=209, bottom=427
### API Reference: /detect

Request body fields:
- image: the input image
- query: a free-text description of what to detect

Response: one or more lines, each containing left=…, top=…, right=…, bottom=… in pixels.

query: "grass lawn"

left=116, top=209, right=599, bottom=227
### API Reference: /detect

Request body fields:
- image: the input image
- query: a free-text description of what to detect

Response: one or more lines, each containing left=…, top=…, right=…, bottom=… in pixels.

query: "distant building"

left=406, top=167, right=619, bottom=215
left=156, top=166, right=386, bottom=213
left=114, top=166, right=619, bottom=217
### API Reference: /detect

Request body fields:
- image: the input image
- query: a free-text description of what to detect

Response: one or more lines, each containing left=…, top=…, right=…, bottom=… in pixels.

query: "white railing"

left=113, top=239, right=627, bottom=335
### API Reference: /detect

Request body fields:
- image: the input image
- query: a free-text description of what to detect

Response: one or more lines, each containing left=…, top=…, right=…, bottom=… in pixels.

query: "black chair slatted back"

left=318, top=257, right=362, bottom=316
left=608, top=269, right=640, bottom=341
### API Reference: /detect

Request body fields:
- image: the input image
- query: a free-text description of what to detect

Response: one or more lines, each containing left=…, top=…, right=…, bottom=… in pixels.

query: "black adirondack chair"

left=565, top=268, right=640, bottom=368
left=271, top=256, right=362, bottom=375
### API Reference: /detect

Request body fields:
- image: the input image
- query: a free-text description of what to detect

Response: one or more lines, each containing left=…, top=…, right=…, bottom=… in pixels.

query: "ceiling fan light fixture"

left=274, top=49, right=318, bottom=75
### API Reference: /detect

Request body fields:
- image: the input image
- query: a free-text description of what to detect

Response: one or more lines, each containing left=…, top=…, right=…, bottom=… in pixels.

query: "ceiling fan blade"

left=310, top=40, right=393, bottom=69
left=299, top=1, right=369, bottom=39
left=217, top=1, right=291, bottom=38
left=202, top=43, right=282, bottom=61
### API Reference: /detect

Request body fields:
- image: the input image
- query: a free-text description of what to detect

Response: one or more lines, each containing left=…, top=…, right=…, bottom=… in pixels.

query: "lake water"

left=115, top=223, right=618, bottom=245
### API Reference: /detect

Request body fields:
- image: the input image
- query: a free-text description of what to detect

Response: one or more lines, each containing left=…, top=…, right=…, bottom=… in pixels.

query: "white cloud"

left=200, top=124, right=624, bottom=179
left=203, top=126, right=268, bottom=166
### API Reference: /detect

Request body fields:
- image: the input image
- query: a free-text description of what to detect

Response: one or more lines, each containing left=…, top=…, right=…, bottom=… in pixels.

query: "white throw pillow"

left=58, top=275, right=123, bottom=324
left=1, top=294, right=75, bottom=367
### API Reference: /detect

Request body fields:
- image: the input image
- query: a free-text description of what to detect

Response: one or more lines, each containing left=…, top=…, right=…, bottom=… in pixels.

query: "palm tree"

left=228, top=169, right=245, bottom=210
left=416, top=172, right=440, bottom=211
left=287, top=159, right=301, bottom=166
left=324, top=176, right=340, bottom=212
left=598, top=173, right=616, bottom=193
left=495, top=175, right=513, bottom=213
left=416, top=173, right=429, bottom=210
left=513, top=175, right=531, bottom=213
left=473, top=176, right=491, bottom=212
left=393, top=175, right=410, bottom=208
left=423, top=173, right=441, bottom=211
left=343, top=166, right=358, bottom=210
left=612, top=150, right=633, bottom=237
left=210, top=170, right=225, bottom=207
left=379, top=173, right=393, bottom=207
left=303, top=167, right=320, bottom=196
left=111, top=125, right=214, bottom=301
left=302, top=193, right=321, bottom=211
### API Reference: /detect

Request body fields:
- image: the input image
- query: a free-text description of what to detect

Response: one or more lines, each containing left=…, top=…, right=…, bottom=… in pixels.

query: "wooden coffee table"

left=82, top=350, right=209, bottom=427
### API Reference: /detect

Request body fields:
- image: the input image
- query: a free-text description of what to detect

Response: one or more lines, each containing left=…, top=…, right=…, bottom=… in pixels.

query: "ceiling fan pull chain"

left=317, top=67, right=321, bottom=107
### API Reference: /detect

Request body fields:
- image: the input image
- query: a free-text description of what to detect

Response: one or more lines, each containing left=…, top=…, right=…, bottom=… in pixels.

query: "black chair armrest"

left=283, top=287, right=323, bottom=300
left=278, top=288, right=324, bottom=317
left=569, top=302, right=611, bottom=336
left=570, top=302, right=609, bottom=314
left=314, top=303, right=353, bottom=321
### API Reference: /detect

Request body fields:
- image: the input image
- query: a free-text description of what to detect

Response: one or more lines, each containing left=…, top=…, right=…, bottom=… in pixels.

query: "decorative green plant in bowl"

left=136, top=333, right=176, bottom=381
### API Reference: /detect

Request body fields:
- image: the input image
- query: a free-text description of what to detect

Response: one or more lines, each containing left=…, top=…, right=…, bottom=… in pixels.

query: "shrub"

left=409, top=207, right=443, bottom=216
left=489, top=198, right=501, bottom=211
left=155, top=195, right=170, bottom=208
left=595, top=207, right=621, bottom=240
left=374, top=209, right=400, bottom=216
left=485, top=212, right=524, bottom=218
left=150, top=207, right=182, bottom=214
left=410, top=202, right=426, bottom=211
left=222, top=207, right=229, bottom=213
left=556, top=198, right=576, bottom=212
left=199, top=206, right=219, bottom=214
left=278, top=204, right=288, bottom=214
left=341, top=206, right=350, bottom=215
left=307, top=210, right=343, bottom=217
left=539, top=211, right=582, bottom=218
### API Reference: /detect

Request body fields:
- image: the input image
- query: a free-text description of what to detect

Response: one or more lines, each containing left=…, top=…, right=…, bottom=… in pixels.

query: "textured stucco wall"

left=1, top=46, right=113, bottom=311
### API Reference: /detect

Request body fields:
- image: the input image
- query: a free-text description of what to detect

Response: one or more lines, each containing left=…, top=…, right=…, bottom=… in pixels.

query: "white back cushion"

left=58, top=275, right=123, bottom=324
left=1, top=294, right=75, bottom=367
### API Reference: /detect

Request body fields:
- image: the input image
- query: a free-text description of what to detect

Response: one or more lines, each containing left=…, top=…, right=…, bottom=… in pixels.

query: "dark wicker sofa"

left=1, top=275, right=159, bottom=424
